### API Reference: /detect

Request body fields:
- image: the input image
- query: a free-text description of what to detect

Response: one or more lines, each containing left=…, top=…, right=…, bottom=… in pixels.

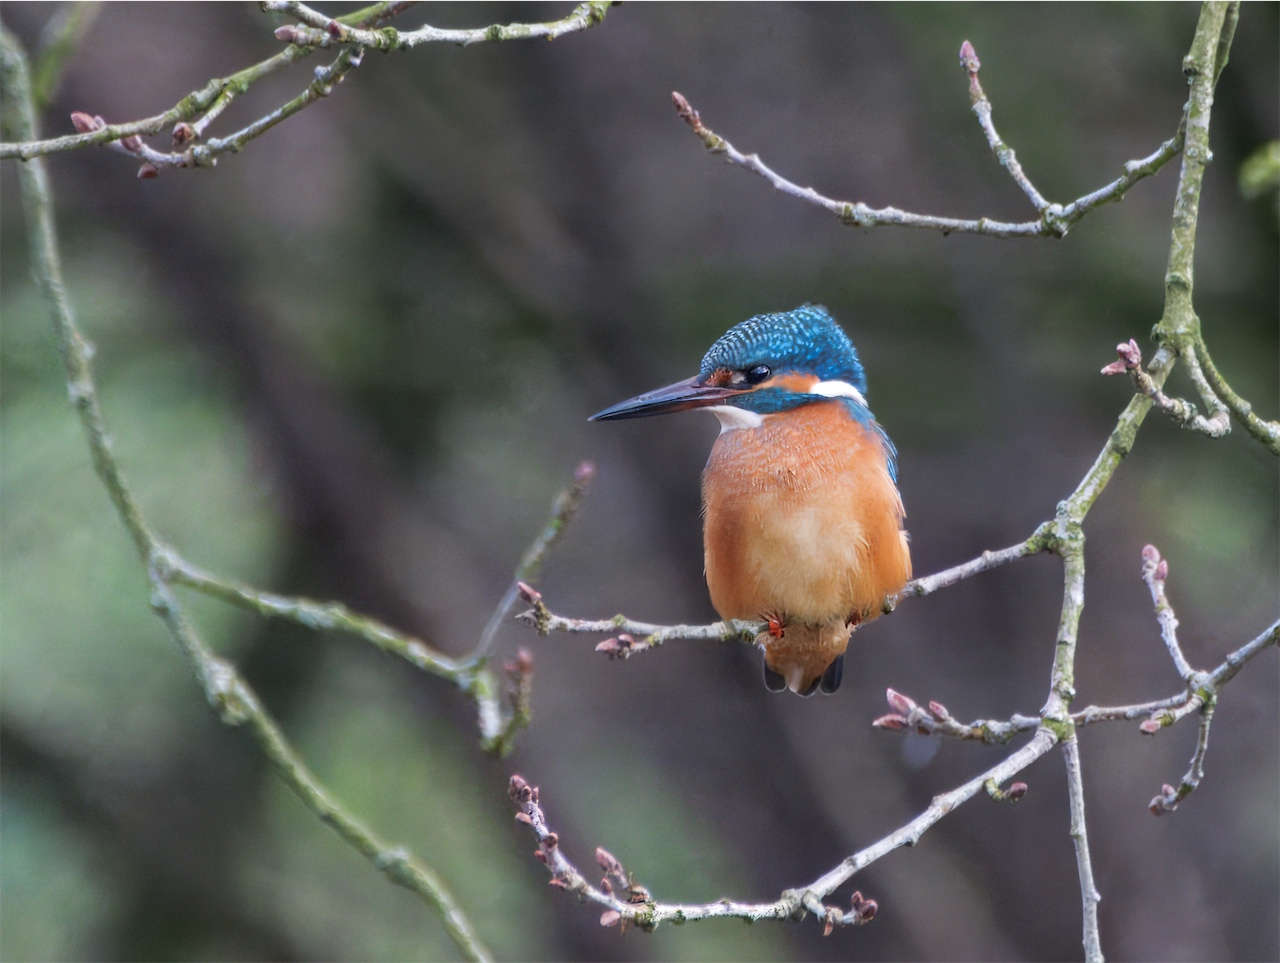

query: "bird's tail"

left=758, top=621, right=853, bottom=696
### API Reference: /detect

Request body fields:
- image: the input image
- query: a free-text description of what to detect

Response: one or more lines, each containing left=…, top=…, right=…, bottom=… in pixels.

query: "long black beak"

left=589, top=375, right=743, bottom=421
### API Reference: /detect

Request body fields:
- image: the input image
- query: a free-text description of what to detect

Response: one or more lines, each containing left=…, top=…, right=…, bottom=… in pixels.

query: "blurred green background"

left=2, top=3, right=1276, bottom=961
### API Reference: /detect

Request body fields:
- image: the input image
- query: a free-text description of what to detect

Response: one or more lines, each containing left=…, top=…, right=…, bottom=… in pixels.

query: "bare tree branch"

left=669, top=36, right=1184, bottom=241
left=510, top=727, right=1057, bottom=934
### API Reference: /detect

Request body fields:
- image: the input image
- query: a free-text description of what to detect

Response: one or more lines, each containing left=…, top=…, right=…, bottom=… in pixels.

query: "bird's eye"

left=744, top=365, right=771, bottom=385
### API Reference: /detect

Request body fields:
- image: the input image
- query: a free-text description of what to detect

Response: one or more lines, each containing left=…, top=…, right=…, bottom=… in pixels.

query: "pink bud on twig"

left=886, top=688, right=916, bottom=715
left=1139, top=717, right=1162, bottom=734
left=596, top=847, right=624, bottom=876
left=1006, top=782, right=1028, bottom=801
left=172, top=122, right=195, bottom=146
left=516, top=581, right=541, bottom=604
left=928, top=700, right=949, bottom=720
left=70, top=111, right=104, bottom=133
left=959, top=40, right=980, bottom=74
left=575, top=460, right=596, bottom=484
left=137, top=163, right=159, bottom=180
left=872, top=714, right=908, bottom=730
left=600, top=909, right=622, bottom=927
left=275, top=24, right=300, bottom=43
left=850, top=890, right=878, bottom=924
left=1154, top=559, right=1168, bottom=581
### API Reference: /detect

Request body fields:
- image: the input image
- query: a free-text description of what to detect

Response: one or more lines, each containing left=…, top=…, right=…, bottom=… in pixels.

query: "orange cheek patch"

left=761, top=372, right=818, bottom=393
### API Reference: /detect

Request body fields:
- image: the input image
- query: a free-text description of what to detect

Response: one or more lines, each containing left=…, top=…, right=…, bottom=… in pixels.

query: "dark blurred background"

left=1, top=3, right=1276, bottom=961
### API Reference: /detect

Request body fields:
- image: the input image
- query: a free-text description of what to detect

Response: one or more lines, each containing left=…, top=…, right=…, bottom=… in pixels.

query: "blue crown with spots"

left=699, top=305, right=867, bottom=394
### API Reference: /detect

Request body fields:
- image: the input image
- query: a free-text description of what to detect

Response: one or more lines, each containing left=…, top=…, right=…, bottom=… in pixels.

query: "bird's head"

left=590, top=305, right=869, bottom=426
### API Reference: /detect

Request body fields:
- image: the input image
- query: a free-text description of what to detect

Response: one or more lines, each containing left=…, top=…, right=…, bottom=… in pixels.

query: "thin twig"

left=959, top=39, right=1051, bottom=212
left=670, top=46, right=1182, bottom=241
left=0, top=31, right=491, bottom=961
left=1149, top=696, right=1216, bottom=815
left=1194, top=338, right=1280, bottom=454
left=1139, top=545, right=1195, bottom=680
left=896, top=528, right=1052, bottom=600
left=1101, top=339, right=1230, bottom=439
left=510, top=727, right=1057, bottom=933
left=876, top=613, right=1277, bottom=745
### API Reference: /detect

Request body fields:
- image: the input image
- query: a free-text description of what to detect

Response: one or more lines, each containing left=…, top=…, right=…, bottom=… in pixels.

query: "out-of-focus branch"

left=162, top=550, right=467, bottom=679
left=0, top=1, right=614, bottom=171
left=30, top=0, right=100, bottom=109
left=511, top=727, right=1056, bottom=934
left=471, top=461, right=596, bottom=664
left=670, top=40, right=1183, bottom=241
left=0, top=31, right=491, bottom=961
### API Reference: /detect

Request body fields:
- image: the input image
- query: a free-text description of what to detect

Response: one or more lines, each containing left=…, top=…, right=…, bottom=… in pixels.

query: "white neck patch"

left=707, top=405, right=765, bottom=433
left=809, top=380, right=867, bottom=406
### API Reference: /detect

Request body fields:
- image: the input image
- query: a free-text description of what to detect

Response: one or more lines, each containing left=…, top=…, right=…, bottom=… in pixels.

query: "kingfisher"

left=591, top=305, right=910, bottom=696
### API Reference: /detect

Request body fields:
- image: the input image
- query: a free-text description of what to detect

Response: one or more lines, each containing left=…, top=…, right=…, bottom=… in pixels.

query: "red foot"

left=764, top=614, right=785, bottom=639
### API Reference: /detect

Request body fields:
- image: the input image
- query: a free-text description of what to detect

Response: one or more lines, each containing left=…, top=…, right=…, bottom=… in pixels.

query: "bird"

left=591, top=305, right=911, bottom=696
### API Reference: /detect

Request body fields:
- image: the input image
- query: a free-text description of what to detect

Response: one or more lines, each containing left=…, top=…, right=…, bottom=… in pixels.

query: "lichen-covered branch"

left=1, top=30, right=491, bottom=961
left=266, top=0, right=614, bottom=49
left=1194, top=338, right=1280, bottom=454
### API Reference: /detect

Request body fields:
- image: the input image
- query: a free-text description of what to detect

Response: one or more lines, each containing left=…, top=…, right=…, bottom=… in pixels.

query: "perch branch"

left=521, top=528, right=1054, bottom=659
left=1, top=31, right=491, bottom=960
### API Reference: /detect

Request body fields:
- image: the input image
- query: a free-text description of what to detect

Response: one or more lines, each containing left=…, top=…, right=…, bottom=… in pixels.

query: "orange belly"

left=702, top=401, right=910, bottom=688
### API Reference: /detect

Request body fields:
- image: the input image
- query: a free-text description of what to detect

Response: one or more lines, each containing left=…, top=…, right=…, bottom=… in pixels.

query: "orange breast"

left=701, top=401, right=910, bottom=624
